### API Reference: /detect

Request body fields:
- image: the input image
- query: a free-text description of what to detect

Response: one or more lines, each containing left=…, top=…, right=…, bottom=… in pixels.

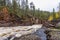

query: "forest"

left=0, top=0, right=60, bottom=27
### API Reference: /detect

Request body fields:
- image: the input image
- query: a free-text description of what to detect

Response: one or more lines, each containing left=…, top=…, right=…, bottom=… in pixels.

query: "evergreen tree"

left=0, top=0, right=2, bottom=6
left=58, top=3, right=60, bottom=18
left=0, top=0, right=6, bottom=6
left=25, top=0, right=29, bottom=16
left=30, top=2, right=34, bottom=10
left=12, top=0, right=18, bottom=14
left=59, top=3, right=60, bottom=12
left=17, top=0, right=20, bottom=8
left=6, top=0, right=11, bottom=7
left=30, top=2, right=35, bottom=16
left=33, top=5, right=35, bottom=17
left=37, top=8, right=40, bottom=19
left=3, top=0, right=6, bottom=6
left=21, top=0, right=26, bottom=9
left=53, top=8, right=56, bottom=20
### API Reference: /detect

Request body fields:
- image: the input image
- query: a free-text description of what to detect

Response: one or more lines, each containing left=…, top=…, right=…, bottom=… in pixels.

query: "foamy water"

left=0, top=24, right=42, bottom=40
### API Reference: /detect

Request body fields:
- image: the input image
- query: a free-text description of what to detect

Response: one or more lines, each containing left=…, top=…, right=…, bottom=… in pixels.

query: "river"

left=0, top=25, right=47, bottom=40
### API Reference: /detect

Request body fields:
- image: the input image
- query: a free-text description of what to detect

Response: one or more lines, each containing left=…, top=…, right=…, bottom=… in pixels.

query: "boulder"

left=56, top=22, right=60, bottom=28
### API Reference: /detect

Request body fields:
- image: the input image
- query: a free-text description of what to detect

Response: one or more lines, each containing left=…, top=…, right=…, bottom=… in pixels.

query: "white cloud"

left=28, top=0, right=60, bottom=12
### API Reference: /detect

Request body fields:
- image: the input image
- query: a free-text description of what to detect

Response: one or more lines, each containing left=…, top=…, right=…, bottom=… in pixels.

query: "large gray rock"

left=56, top=22, right=60, bottom=28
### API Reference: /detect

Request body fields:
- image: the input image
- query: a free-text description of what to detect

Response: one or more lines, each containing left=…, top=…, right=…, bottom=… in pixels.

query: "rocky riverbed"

left=0, top=24, right=60, bottom=40
left=46, top=28, right=60, bottom=40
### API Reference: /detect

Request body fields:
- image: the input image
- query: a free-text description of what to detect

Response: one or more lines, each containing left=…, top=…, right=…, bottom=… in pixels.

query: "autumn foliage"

left=2, top=7, right=10, bottom=22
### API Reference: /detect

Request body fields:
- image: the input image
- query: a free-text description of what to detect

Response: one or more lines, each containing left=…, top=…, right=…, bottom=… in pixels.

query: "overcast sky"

left=28, top=0, right=60, bottom=12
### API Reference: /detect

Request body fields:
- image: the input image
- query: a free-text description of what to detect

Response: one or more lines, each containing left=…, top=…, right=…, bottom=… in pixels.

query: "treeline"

left=0, top=0, right=60, bottom=21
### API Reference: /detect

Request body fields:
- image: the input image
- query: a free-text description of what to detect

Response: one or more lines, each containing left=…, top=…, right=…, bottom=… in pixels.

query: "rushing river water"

left=0, top=28, right=47, bottom=40
left=0, top=26, right=46, bottom=40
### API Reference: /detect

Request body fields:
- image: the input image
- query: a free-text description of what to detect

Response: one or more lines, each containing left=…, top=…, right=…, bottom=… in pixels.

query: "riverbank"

left=46, top=28, right=60, bottom=40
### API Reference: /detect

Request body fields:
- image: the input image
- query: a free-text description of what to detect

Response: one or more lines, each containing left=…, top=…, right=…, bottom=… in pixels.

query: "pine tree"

left=0, top=0, right=6, bottom=6
left=59, top=3, right=60, bottom=12
left=25, top=0, right=29, bottom=16
left=33, top=5, right=35, bottom=17
left=37, top=8, right=40, bottom=19
left=6, top=0, right=11, bottom=7
left=12, top=0, right=18, bottom=14
left=18, top=0, right=20, bottom=8
left=30, top=2, right=35, bottom=17
left=3, top=0, right=6, bottom=6
left=0, top=0, right=2, bottom=6
left=53, top=8, right=56, bottom=20
left=58, top=3, right=60, bottom=18
left=21, top=0, right=26, bottom=9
